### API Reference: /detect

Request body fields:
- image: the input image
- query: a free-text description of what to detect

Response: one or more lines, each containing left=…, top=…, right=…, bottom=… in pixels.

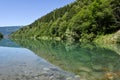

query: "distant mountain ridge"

left=0, top=26, right=21, bottom=36
left=0, top=39, right=20, bottom=47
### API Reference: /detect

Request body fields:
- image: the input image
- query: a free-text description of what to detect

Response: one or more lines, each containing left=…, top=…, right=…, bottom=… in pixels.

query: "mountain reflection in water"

left=0, top=39, right=75, bottom=80
left=12, top=39, right=120, bottom=80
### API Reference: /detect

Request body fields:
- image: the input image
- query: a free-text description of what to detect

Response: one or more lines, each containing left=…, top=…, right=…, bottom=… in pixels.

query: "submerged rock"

left=66, top=77, right=73, bottom=80
left=75, top=75, right=80, bottom=80
left=43, top=68, right=50, bottom=71
left=105, top=72, right=114, bottom=80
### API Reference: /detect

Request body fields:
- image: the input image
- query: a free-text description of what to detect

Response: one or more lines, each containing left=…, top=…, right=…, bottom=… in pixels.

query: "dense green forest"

left=0, top=33, right=3, bottom=39
left=11, top=0, right=120, bottom=42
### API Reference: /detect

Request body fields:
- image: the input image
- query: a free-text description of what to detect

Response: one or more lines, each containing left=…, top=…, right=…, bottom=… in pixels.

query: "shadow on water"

left=12, top=39, right=120, bottom=80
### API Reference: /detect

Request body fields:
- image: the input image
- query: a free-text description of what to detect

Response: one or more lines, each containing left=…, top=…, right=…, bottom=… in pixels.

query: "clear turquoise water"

left=0, top=39, right=74, bottom=80
left=0, top=38, right=120, bottom=80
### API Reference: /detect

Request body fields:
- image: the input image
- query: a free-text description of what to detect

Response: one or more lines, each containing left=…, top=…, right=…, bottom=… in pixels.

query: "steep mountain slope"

left=11, top=0, right=120, bottom=42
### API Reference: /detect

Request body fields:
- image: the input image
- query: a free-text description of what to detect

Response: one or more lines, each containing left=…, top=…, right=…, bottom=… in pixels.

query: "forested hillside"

left=11, top=0, right=120, bottom=42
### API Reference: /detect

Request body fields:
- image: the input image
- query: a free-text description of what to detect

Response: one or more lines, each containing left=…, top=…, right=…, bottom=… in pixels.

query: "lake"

left=0, top=38, right=120, bottom=80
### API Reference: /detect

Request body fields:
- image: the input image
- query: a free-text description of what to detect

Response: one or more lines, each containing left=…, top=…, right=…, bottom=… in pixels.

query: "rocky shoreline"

left=0, top=67, right=80, bottom=80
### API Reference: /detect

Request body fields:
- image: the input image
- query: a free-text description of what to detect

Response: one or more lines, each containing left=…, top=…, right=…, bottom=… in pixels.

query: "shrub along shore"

left=0, top=33, right=3, bottom=39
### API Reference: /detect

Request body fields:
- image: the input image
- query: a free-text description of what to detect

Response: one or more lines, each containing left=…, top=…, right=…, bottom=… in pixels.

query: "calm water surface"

left=0, top=39, right=74, bottom=80
left=0, top=38, right=120, bottom=80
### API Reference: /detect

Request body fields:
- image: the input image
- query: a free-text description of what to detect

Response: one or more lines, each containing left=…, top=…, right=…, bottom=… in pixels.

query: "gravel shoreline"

left=0, top=67, right=80, bottom=80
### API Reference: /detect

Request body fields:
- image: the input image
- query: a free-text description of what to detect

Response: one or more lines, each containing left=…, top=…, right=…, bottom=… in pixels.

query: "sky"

left=0, top=0, right=75, bottom=27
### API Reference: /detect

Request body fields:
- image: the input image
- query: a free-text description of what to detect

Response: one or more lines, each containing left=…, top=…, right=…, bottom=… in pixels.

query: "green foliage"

left=11, top=0, right=120, bottom=42
left=0, top=33, right=3, bottom=39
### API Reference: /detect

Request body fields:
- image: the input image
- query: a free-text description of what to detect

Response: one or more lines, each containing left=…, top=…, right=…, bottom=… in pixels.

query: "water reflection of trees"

left=13, top=39, right=120, bottom=80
